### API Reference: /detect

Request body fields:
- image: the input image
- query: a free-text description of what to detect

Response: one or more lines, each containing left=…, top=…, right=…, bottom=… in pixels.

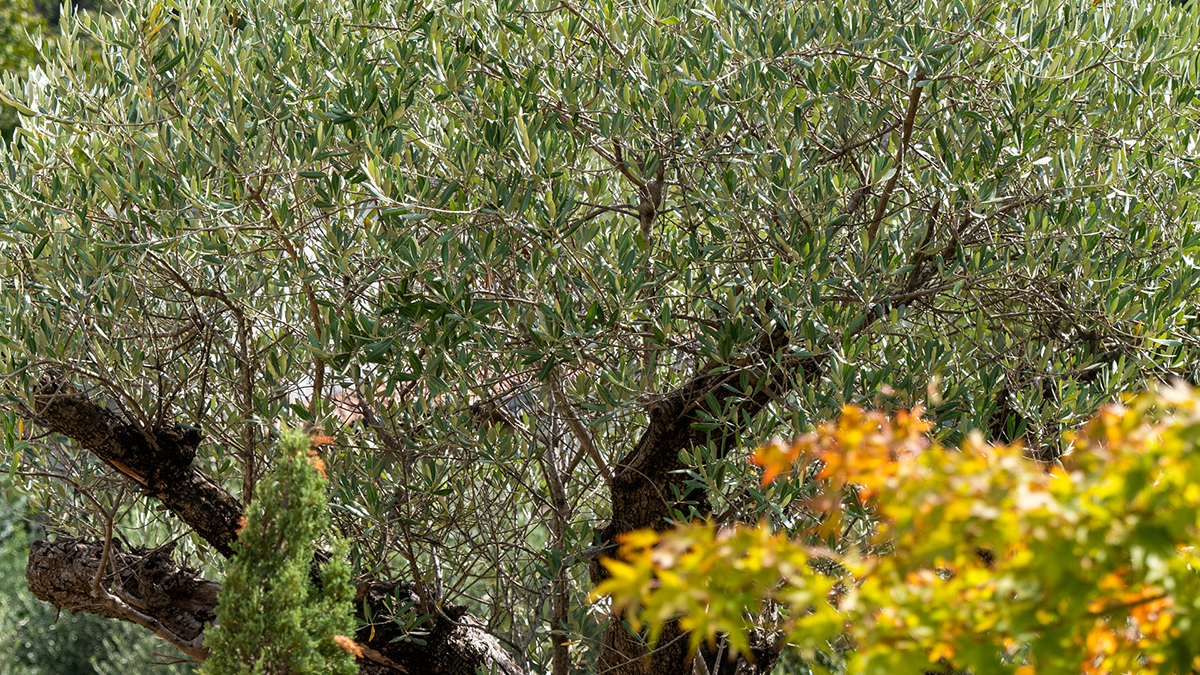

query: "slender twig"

left=868, top=71, right=925, bottom=241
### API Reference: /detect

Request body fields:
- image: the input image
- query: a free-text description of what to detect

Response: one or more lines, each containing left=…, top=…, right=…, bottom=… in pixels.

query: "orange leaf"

left=1085, top=624, right=1117, bottom=656
left=333, top=634, right=364, bottom=658
left=750, top=437, right=803, bottom=486
left=307, top=452, right=328, bottom=478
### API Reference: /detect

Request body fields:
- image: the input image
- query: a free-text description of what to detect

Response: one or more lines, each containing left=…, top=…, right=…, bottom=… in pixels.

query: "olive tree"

left=2, top=0, right=1199, bottom=673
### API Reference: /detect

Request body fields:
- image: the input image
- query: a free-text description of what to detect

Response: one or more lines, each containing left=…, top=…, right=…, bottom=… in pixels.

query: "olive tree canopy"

left=2, top=0, right=1200, bottom=672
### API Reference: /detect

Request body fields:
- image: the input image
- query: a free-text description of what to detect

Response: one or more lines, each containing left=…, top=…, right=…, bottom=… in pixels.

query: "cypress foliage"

left=202, top=429, right=357, bottom=675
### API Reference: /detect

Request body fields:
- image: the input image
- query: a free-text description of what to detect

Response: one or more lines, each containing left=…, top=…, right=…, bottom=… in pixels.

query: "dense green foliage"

left=1, top=0, right=1199, bottom=669
left=202, top=429, right=356, bottom=675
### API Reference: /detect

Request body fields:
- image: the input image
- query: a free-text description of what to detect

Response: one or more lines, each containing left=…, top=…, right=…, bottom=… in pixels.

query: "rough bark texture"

left=28, top=369, right=526, bottom=675
left=26, top=537, right=217, bottom=660
left=355, top=582, right=524, bottom=675
left=26, top=538, right=523, bottom=674
left=592, top=327, right=819, bottom=675
left=34, top=370, right=244, bottom=557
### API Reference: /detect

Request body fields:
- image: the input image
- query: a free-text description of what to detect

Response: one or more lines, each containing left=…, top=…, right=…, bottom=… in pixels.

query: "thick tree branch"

left=26, top=537, right=217, bottom=662
left=593, top=327, right=819, bottom=675
left=34, top=370, right=244, bottom=557
left=27, top=538, right=523, bottom=675
left=590, top=235, right=951, bottom=674
left=604, top=328, right=818, bottom=535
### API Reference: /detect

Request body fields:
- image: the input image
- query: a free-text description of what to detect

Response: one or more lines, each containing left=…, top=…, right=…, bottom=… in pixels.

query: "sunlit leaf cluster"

left=598, top=384, right=1200, bottom=674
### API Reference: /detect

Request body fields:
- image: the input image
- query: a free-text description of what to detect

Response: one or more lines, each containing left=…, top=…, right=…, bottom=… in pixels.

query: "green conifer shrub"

left=202, top=429, right=357, bottom=675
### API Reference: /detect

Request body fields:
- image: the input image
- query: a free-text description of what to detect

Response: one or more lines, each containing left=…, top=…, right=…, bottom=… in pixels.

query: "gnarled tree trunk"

left=592, top=328, right=819, bottom=675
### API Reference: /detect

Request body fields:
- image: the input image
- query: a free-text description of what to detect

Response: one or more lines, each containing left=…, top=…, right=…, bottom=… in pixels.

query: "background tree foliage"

left=0, top=0, right=45, bottom=141
left=1, top=0, right=1200, bottom=672
left=0, top=0, right=41, bottom=72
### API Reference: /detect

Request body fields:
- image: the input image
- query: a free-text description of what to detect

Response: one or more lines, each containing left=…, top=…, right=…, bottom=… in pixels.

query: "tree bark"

left=34, top=370, right=243, bottom=557
left=26, top=537, right=216, bottom=661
